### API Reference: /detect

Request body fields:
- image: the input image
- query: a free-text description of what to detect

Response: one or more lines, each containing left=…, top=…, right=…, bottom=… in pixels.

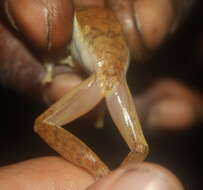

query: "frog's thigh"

left=34, top=74, right=109, bottom=179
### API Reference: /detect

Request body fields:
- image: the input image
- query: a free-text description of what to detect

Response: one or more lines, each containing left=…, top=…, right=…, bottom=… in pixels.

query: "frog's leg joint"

left=34, top=74, right=109, bottom=179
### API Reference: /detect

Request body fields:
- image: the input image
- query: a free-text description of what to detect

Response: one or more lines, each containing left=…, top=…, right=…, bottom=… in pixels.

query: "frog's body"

left=71, top=9, right=129, bottom=73
left=70, top=8, right=129, bottom=93
left=34, top=7, right=148, bottom=179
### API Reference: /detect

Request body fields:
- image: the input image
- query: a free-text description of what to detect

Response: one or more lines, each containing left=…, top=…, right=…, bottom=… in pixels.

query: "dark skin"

left=0, top=0, right=202, bottom=189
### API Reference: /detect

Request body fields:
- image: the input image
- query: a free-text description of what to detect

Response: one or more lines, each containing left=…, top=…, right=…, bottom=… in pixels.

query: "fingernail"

left=110, top=164, right=184, bottom=190
left=147, top=100, right=169, bottom=127
left=147, top=99, right=193, bottom=129
left=4, top=0, right=19, bottom=30
left=133, top=0, right=175, bottom=49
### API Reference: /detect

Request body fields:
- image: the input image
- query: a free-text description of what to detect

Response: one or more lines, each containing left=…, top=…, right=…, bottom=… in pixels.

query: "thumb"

left=88, top=162, right=184, bottom=190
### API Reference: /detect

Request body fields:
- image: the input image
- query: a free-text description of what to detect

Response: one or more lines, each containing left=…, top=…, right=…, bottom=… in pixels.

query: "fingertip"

left=147, top=98, right=194, bottom=130
left=6, top=0, right=73, bottom=50
left=43, top=72, right=83, bottom=104
left=0, top=156, right=94, bottom=190
left=133, top=0, right=175, bottom=49
left=88, top=162, right=184, bottom=190
left=142, top=79, right=203, bottom=130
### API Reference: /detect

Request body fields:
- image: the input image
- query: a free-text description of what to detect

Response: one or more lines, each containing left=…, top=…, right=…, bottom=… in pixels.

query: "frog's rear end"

left=71, top=7, right=130, bottom=88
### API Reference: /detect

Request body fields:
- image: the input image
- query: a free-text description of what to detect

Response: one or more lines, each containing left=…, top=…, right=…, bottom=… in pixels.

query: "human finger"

left=73, top=0, right=106, bottom=8
left=0, top=156, right=94, bottom=190
left=0, top=0, right=83, bottom=103
left=0, top=21, right=83, bottom=102
left=5, top=0, right=73, bottom=50
left=135, top=79, right=203, bottom=130
left=87, top=162, right=184, bottom=190
left=108, top=0, right=196, bottom=60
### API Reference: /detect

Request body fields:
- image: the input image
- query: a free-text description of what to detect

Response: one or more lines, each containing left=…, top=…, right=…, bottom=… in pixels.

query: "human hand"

left=0, top=3, right=201, bottom=189
left=0, top=0, right=193, bottom=103
left=0, top=156, right=184, bottom=190
left=2, top=0, right=201, bottom=128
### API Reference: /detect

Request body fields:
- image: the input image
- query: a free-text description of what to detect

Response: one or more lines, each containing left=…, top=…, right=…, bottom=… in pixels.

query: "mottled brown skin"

left=35, top=114, right=109, bottom=178
left=75, top=8, right=129, bottom=91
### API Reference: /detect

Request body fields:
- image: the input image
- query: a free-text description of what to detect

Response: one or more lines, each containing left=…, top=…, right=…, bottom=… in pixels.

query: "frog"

left=34, top=7, right=148, bottom=180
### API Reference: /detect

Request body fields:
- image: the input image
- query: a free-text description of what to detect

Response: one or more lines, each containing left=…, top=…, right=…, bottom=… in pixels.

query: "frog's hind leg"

left=34, top=74, right=109, bottom=179
left=105, top=79, right=149, bottom=165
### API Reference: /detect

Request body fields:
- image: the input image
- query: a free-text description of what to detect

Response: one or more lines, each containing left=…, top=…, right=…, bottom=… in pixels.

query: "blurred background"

left=0, top=1, right=203, bottom=190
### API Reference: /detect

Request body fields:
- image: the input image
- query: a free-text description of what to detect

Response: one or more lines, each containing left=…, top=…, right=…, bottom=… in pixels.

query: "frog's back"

left=73, top=8, right=129, bottom=78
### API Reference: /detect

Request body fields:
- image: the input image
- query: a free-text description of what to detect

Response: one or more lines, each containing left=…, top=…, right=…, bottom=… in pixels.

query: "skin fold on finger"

left=5, top=0, right=73, bottom=50
left=73, top=0, right=107, bottom=8
left=0, top=156, right=94, bottom=190
left=87, top=162, right=184, bottom=190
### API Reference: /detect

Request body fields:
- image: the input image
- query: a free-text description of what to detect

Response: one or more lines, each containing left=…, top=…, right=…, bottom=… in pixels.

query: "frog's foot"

left=59, top=55, right=76, bottom=68
left=42, top=63, right=54, bottom=84
left=94, top=104, right=106, bottom=129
